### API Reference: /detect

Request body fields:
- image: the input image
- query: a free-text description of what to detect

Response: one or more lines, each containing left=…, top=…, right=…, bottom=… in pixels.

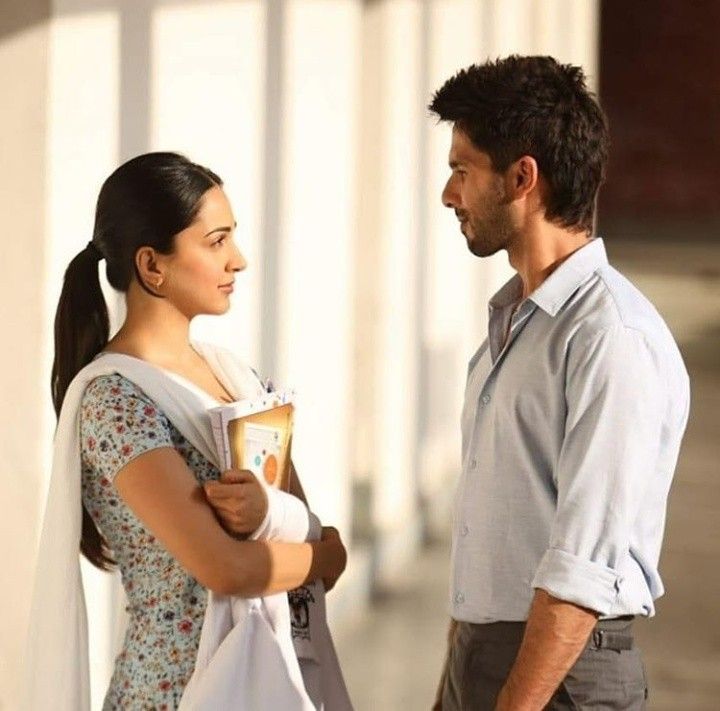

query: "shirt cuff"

left=531, top=548, right=622, bottom=615
left=250, top=487, right=310, bottom=543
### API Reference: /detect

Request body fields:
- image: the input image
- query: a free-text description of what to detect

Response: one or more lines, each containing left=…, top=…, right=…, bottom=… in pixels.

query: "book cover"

left=208, top=390, right=295, bottom=490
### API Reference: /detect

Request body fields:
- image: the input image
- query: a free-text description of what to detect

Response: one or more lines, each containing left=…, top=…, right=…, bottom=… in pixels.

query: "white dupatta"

left=23, top=341, right=352, bottom=711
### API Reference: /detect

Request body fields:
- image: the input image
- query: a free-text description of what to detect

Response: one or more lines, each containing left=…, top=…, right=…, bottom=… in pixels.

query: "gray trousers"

left=441, top=617, right=648, bottom=710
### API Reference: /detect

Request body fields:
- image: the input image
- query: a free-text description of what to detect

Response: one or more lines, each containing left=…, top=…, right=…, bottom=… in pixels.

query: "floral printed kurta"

left=80, top=373, right=220, bottom=710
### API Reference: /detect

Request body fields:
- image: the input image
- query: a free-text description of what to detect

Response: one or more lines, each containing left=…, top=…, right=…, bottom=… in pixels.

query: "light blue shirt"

left=450, top=238, right=690, bottom=621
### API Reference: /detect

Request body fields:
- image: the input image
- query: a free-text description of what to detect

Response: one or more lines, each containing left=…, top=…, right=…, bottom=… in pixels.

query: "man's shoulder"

left=568, top=265, right=673, bottom=344
left=564, top=266, right=687, bottom=381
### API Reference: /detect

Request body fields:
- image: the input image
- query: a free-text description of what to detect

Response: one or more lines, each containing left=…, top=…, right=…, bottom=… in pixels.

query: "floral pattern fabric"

left=80, top=373, right=221, bottom=710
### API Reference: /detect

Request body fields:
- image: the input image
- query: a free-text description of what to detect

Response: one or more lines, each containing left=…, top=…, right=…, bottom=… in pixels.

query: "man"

left=428, top=56, right=690, bottom=710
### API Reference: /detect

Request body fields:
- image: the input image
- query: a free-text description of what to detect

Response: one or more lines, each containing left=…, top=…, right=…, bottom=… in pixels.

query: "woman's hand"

left=319, top=526, right=347, bottom=592
left=203, top=469, right=268, bottom=538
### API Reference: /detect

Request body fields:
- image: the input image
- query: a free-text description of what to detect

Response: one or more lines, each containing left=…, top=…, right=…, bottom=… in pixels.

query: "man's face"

left=441, top=127, right=514, bottom=257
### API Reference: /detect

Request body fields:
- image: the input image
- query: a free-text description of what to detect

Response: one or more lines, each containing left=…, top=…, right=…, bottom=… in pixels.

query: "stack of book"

left=208, top=389, right=295, bottom=490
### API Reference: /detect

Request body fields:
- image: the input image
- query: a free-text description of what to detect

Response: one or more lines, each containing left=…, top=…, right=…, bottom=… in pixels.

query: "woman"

left=27, top=152, right=348, bottom=709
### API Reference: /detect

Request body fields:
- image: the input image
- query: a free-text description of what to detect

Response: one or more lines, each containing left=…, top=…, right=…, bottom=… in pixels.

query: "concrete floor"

left=336, top=238, right=720, bottom=711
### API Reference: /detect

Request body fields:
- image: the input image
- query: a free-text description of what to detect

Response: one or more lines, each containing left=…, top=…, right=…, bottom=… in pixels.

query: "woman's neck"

left=106, top=291, right=196, bottom=369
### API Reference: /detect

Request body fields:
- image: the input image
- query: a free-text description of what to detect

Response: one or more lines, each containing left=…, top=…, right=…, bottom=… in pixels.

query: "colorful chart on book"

left=244, top=422, right=282, bottom=485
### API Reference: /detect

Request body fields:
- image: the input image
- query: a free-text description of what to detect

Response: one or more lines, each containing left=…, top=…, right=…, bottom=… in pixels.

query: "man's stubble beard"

left=465, top=189, right=515, bottom=258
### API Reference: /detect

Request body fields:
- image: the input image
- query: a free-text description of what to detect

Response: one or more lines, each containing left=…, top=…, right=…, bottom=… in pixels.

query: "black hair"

left=429, top=55, right=609, bottom=234
left=51, top=151, right=222, bottom=570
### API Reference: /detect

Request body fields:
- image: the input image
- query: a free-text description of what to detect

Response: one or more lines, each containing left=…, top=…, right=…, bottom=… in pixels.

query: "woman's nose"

left=229, top=241, right=247, bottom=272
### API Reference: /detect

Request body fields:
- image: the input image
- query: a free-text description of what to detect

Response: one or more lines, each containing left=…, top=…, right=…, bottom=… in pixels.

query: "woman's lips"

left=219, top=283, right=234, bottom=293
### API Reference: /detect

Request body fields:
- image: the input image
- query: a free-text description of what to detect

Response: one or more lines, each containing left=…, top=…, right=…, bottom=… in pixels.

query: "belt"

left=456, top=615, right=636, bottom=653
left=591, top=615, right=635, bottom=652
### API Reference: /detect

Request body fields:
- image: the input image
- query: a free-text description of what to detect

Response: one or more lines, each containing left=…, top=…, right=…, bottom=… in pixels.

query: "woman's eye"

left=213, top=235, right=227, bottom=247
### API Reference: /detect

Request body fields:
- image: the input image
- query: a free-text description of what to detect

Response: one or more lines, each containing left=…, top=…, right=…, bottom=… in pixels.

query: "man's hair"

left=429, top=55, right=609, bottom=234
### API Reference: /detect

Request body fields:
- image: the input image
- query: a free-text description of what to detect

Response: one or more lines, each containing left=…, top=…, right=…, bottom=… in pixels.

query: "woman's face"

left=159, top=185, right=246, bottom=318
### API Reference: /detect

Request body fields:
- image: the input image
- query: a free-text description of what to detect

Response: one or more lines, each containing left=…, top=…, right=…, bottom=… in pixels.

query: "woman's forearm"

left=210, top=537, right=334, bottom=597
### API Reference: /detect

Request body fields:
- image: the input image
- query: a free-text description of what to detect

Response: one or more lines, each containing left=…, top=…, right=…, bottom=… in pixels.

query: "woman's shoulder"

left=80, top=371, right=175, bottom=456
left=80, top=372, right=176, bottom=479
left=80, top=373, right=170, bottom=429
left=82, top=372, right=149, bottom=406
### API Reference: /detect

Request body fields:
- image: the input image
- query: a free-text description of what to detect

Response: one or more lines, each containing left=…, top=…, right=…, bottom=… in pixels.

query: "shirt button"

left=455, top=592, right=465, bottom=604
left=460, top=524, right=469, bottom=537
left=482, top=394, right=491, bottom=405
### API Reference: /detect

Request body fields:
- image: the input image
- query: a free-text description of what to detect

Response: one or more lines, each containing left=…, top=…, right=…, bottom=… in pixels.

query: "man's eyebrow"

left=203, top=221, right=237, bottom=238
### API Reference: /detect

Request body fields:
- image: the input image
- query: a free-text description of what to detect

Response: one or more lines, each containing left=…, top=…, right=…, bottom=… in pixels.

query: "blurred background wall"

left=597, top=2, right=720, bottom=709
left=6, top=2, right=716, bottom=710
left=599, top=0, right=720, bottom=233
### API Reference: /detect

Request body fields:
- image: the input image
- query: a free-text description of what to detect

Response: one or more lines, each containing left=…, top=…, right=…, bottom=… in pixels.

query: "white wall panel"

left=45, top=8, right=122, bottom=708
left=152, top=0, right=266, bottom=365
left=278, top=0, right=362, bottom=535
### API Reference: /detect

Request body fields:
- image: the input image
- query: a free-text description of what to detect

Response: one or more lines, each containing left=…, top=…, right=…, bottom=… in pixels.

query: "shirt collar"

left=489, top=238, right=608, bottom=318
left=488, top=272, right=524, bottom=311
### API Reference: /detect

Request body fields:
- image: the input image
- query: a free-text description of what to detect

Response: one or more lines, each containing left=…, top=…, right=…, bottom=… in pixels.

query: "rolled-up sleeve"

left=531, top=323, right=666, bottom=613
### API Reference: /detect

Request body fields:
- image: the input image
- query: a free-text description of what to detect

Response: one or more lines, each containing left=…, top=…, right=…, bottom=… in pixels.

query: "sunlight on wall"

left=151, top=0, right=266, bottom=366
left=45, top=8, right=122, bottom=707
left=422, top=0, right=489, bottom=511
left=3, top=1, right=601, bottom=708
left=45, top=7, right=121, bottom=449
left=362, top=0, right=424, bottom=544
left=278, top=0, right=362, bottom=535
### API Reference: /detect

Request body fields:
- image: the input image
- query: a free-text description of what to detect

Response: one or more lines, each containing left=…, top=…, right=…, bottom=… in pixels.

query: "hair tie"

left=86, top=240, right=103, bottom=261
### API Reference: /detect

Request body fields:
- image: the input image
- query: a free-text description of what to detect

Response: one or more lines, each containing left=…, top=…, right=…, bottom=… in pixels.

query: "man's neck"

left=507, top=222, right=592, bottom=300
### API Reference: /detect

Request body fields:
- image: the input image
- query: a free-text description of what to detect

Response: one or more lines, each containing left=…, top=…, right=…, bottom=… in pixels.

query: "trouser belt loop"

left=592, top=629, right=634, bottom=651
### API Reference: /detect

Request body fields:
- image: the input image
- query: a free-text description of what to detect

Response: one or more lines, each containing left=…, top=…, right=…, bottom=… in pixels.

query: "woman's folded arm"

left=113, top=446, right=344, bottom=596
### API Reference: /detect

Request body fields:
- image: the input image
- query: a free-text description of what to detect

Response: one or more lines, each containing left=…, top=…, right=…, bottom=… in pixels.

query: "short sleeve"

left=80, top=374, right=175, bottom=482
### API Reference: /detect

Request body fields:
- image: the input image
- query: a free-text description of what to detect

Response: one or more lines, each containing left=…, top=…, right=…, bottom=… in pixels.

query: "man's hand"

left=203, top=469, right=268, bottom=537
left=494, top=589, right=598, bottom=710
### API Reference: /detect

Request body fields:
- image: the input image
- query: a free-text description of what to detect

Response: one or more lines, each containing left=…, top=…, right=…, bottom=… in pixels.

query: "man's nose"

left=442, top=178, right=458, bottom=209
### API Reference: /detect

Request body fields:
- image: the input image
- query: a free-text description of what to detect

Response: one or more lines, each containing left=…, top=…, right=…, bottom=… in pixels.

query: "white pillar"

left=45, top=8, right=123, bottom=708
left=532, top=0, right=600, bottom=89
left=151, top=0, right=267, bottom=365
left=276, top=0, right=362, bottom=541
left=0, top=7, right=52, bottom=708
left=421, top=1, right=487, bottom=528
left=355, top=0, right=425, bottom=583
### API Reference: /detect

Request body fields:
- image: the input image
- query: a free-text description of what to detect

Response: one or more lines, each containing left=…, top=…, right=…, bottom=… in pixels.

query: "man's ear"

left=507, top=155, right=539, bottom=199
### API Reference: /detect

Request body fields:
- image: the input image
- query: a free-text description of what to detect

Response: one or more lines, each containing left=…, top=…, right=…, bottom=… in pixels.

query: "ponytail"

left=50, top=152, right=223, bottom=571
left=51, top=241, right=115, bottom=570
